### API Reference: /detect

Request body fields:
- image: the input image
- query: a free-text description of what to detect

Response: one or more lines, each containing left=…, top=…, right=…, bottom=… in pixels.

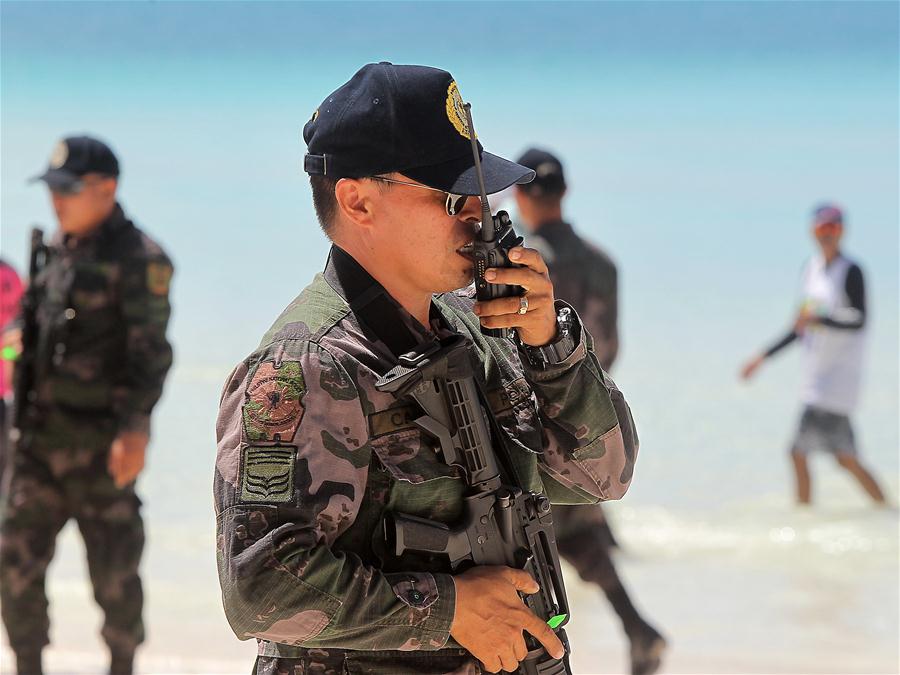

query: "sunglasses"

left=367, top=176, right=469, bottom=217
left=49, top=176, right=109, bottom=197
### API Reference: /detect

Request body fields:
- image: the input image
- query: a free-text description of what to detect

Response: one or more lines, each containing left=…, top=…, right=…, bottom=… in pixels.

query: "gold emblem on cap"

left=49, top=140, right=68, bottom=169
left=445, top=81, right=471, bottom=140
left=310, top=108, right=319, bottom=123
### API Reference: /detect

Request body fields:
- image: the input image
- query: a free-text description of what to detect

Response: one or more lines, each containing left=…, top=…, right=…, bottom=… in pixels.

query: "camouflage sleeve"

left=522, top=301, right=638, bottom=504
left=112, top=252, right=174, bottom=434
left=214, top=343, right=456, bottom=651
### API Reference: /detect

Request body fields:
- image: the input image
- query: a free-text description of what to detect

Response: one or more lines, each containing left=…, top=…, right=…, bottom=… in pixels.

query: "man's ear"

left=99, top=177, right=118, bottom=200
left=335, top=178, right=376, bottom=230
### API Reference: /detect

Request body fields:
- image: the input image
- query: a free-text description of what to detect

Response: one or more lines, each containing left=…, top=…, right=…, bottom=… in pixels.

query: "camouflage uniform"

left=528, top=219, right=664, bottom=675
left=0, top=204, right=173, bottom=664
left=527, top=220, right=617, bottom=373
left=525, top=220, right=619, bottom=542
left=215, top=246, right=638, bottom=675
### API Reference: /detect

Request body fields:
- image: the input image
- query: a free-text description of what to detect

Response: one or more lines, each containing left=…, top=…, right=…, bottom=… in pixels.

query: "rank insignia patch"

left=146, top=262, right=173, bottom=296
left=240, top=446, right=296, bottom=503
left=243, top=361, right=305, bottom=442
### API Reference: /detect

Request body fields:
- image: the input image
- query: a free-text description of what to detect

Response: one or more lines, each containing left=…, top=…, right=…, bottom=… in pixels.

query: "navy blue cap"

left=303, top=62, right=534, bottom=195
left=31, top=135, right=119, bottom=190
left=515, top=148, right=566, bottom=196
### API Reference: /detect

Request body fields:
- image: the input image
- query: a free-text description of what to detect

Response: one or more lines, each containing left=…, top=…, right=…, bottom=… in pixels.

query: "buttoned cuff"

left=385, top=571, right=456, bottom=649
left=518, top=301, right=588, bottom=383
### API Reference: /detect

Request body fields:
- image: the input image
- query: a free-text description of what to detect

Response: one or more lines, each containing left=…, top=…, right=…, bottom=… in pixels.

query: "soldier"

left=0, top=136, right=174, bottom=675
left=514, top=148, right=667, bottom=675
left=215, top=63, right=640, bottom=675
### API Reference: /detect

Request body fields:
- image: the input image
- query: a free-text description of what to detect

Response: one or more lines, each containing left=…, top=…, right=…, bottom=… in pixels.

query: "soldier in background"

left=515, top=148, right=666, bottom=675
left=0, top=136, right=174, bottom=675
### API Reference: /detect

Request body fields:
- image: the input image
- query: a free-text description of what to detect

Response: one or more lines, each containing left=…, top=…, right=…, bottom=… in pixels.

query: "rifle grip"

left=386, top=512, right=451, bottom=557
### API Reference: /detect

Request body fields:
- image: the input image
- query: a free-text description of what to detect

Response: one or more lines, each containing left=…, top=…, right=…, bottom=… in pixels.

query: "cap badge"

left=310, top=108, right=319, bottom=123
left=49, top=140, right=68, bottom=169
left=445, top=81, right=471, bottom=140
left=536, top=162, right=558, bottom=178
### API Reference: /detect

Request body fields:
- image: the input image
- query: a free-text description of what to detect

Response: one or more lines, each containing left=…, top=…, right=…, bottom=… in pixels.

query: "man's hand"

left=740, top=355, right=765, bottom=380
left=473, top=247, right=557, bottom=347
left=2, top=327, right=23, bottom=358
left=108, top=431, right=149, bottom=488
left=1, top=328, right=22, bottom=390
left=450, top=566, right=565, bottom=673
left=793, top=308, right=816, bottom=334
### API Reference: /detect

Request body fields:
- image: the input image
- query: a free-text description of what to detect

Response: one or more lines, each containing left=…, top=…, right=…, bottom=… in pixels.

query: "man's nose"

left=459, top=194, right=483, bottom=222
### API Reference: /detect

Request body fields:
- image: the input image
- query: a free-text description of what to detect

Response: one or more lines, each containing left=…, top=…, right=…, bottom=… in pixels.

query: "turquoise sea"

left=2, top=3, right=897, bottom=673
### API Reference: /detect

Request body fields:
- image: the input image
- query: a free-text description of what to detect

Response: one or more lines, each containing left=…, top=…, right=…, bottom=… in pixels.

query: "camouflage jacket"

left=214, top=246, right=637, bottom=673
left=526, top=220, right=618, bottom=371
left=26, top=203, right=173, bottom=434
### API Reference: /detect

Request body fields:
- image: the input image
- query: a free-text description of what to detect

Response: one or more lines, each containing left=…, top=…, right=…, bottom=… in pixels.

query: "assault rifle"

left=375, top=334, right=572, bottom=675
left=12, top=227, right=47, bottom=433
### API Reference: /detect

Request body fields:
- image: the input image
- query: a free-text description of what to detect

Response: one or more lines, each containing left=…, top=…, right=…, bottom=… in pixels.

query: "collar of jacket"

left=323, top=245, right=448, bottom=360
left=60, top=202, right=129, bottom=251
left=532, top=219, right=574, bottom=245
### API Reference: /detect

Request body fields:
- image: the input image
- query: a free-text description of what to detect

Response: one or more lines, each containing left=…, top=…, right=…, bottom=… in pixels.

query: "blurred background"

left=1, top=2, right=897, bottom=673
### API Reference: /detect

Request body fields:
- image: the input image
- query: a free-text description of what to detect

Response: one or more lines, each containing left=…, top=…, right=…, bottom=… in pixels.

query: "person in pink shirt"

left=1, top=258, right=25, bottom=477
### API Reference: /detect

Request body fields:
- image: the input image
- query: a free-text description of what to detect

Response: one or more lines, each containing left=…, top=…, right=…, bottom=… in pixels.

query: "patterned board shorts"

left=792, top=405, right=857, bottom=456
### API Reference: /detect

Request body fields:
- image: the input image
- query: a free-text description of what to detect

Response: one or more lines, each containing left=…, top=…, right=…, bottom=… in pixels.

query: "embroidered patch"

left=486, top=378, right=531, bottom=417
left=240, top=446, right=296, bottom=503
left=146, top=262, right=172, bottom=296
left=368, top=403, right=421, bottom=437
left=243, top=361, right=305, bottom=442
left=445, top=81, right=471, bottom=140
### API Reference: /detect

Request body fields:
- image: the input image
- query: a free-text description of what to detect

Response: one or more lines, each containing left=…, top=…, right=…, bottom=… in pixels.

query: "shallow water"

left=1, top=362, right=896, bottom=674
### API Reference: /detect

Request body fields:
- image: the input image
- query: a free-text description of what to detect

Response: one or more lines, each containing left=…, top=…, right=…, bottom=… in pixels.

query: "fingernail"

left=485, top=269, right=497, bottom=280
left=473, top=303, right=481, bottom=315
left=509, top=249, right=522, bottom=260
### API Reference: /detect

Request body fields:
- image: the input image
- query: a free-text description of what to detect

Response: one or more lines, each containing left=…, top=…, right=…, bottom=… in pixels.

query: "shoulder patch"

left=243, top=361, right=306, bottom=442
left=146, top=261, right=172, bottom=296
left=240, top=445, right=296, bottom=503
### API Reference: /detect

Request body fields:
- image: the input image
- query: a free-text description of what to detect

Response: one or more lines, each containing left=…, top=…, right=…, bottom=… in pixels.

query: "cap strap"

left=304, top=153, right=327, bottom=176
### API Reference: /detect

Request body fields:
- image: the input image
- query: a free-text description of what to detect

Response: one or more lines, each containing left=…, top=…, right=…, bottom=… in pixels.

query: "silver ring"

left=518, top=295, right=529, bottom=315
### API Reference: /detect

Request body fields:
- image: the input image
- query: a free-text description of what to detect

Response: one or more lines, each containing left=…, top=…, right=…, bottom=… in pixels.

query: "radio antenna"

left=463, top=103, right=495, bottom=242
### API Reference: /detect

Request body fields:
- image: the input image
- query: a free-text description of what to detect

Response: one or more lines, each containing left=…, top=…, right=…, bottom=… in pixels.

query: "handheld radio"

left=463, top=103, right=525, bottom=340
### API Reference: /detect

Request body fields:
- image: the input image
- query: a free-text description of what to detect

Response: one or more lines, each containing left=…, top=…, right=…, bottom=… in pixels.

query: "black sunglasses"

left=367, top=176, right=469, bottom=217
left=49, top=175, right=111, bottom=197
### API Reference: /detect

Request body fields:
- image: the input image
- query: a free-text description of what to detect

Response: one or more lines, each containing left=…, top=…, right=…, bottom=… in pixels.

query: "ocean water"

left=1, top=2, right=897, bottom=673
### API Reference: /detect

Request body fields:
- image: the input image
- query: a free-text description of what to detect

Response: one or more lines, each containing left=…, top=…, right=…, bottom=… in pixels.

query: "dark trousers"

left=0, top=411, right=145, bottom=657
left=553, top=504, right=648, bottom=636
